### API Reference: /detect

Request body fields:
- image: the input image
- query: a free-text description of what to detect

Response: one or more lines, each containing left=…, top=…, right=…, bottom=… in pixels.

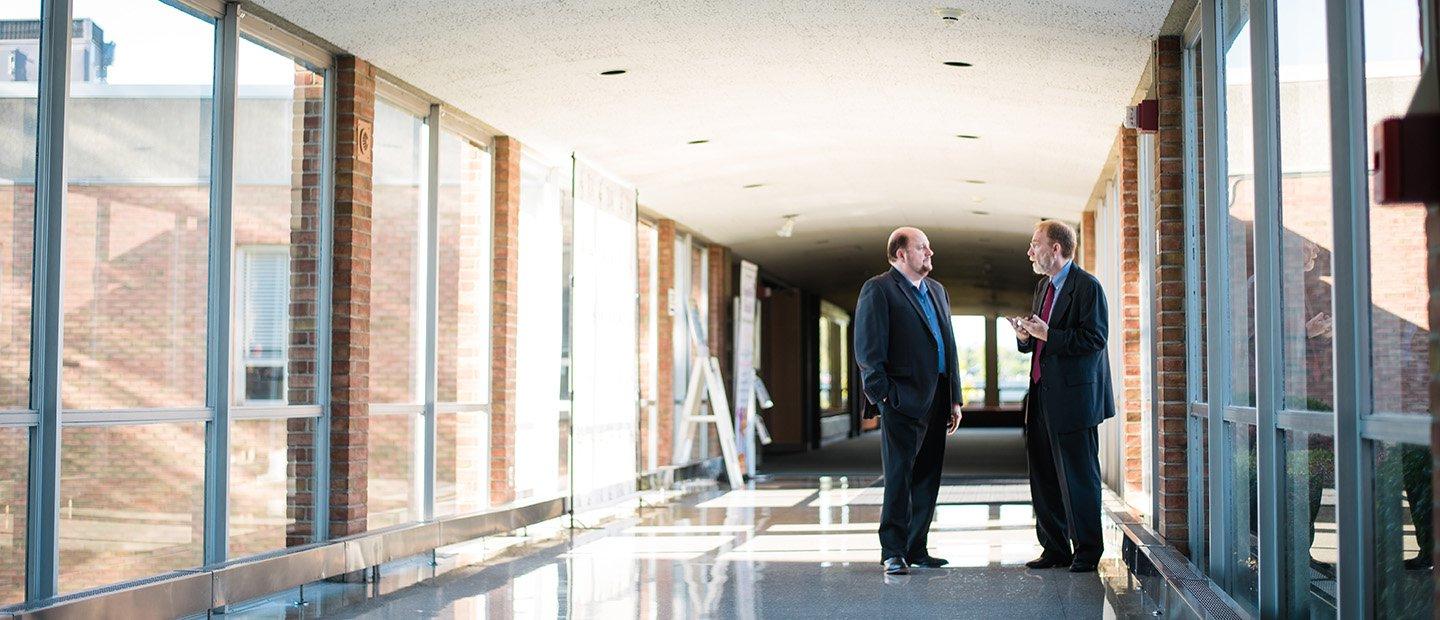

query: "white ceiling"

left=252, top=0, right=1171, bottom=307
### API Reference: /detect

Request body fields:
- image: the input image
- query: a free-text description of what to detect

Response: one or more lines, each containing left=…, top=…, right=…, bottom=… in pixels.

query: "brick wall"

left=326, top=55, right=375, bottom=538
left=489, top=136, right=521, bottom=505
left=1080, top=210, right=1096, bottom=272
left=1152, top=35, right=1189, bottom=551
left=1117, top=127, right=1144, bottom=495
left=655, top=219, right=677, bottom=465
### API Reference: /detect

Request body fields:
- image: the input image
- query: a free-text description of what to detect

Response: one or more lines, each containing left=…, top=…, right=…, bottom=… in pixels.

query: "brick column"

left=1117, top=127, right=1144, bottom=495
left=327, top=56, right=375, bottom=537
left=655, top=220, right=678, bottom=465
left=1080, top=211, right=1097, bottom=271
left=1151, top=35, right=1190, bottom=551
left=490, top=136, right=521, bottom=505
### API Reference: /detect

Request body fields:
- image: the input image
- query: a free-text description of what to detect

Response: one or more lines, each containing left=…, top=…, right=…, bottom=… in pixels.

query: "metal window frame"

left=235, top=7, right=334, bottom=72
left=203, top=0, right=240, bottom=570
left=1324, top=0, right=1374, bottom=613
left=422, top=104, right=441, bottom=522
left=25, top=0, right=73, bottom=602
left=1246, top=1, right=1282, bottom=613
left=1199, top=0, right=1236, bottom=586
left=1180, top=22, right=1209, bottom=574
left=1136, top=131, right=1159, bottom=524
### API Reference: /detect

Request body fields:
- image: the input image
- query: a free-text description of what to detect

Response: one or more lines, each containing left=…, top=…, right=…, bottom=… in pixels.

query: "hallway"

left=220, top=476, right=1151, bottom=619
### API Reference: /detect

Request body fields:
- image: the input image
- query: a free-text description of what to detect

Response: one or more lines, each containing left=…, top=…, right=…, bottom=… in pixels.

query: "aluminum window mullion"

left=202, top=1, right=239, bottom=570
left=1277, top=410, right=1338, bottom=435
left=1248, top=0, right=1283, bottom=614
left=1359, top=415, right=1431, bottom=446
left=25, top=0, right=73, bottom=602
left=1325, top=0, right=1374, bottom=613
left=1181, top=37, right=1208, bottom=572
left=1199, top=0, right=1235, bottom=583
left=421, top=104, right=441, bottom=523
left=312, top=66, right=337, bottom=544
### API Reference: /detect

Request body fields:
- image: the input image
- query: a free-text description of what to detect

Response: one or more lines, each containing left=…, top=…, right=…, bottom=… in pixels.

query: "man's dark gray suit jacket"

left=854, top=267, right=963, bottom=420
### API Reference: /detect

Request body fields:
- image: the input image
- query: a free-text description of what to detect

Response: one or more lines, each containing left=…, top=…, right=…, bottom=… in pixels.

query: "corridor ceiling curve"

left=251, top=0, right=1173, bottom=305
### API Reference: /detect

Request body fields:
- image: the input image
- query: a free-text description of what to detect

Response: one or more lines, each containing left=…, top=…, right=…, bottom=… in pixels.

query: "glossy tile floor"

left=216, top=474, right=1158, bottom=619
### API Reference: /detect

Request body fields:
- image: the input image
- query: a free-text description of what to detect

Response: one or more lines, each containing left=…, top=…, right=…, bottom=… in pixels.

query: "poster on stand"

left=733, top=260, right=759, bottom=476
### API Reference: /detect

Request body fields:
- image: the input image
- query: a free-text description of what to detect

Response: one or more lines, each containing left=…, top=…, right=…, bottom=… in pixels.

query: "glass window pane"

left=233, top=35, right=326, bottom=406
left=1275, top=0, right=1335, bottom=413
left=637, top=221, right=659, bottom=471
left=951, top=315, right=985, bottom=405
left=1185, top=41, right=1209, bottom=404
left=1224, top=421, right=1259, bottom=612
left=436, top=131, right=491, bottom=404
left=435, top=411, right=488, bottom=517
left=1363, top=0, right=1428, bottom=416
left=1187, top=412, right=1209, bottom=574
left=59, top=423, right=205, bottom=593
left=996, top=317, right=1030, bottom=404
left=1280, top=430, right=1336, bottom=617
left=818, top=303, right=850, bottom=413
left=1223, top=2, right=1257, bottom=408
left=0, top=427, right=27, bottom=605
left=1373, top=441, right=1434, bottom=617
left=0, top=0, right=40, bottom=409
left=367, top=413, right=417, bottom=529
left=63, top=0, right=216, bottom=410
left=370, top=100, right=426, bottom=404
left=515, top=160, right=563, bottom=498
left=230, top=417, right=314, bottom=556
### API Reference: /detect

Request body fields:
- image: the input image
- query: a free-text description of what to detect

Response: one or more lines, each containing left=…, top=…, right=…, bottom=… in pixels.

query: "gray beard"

left=1031, top=261, right=1046, bottom=275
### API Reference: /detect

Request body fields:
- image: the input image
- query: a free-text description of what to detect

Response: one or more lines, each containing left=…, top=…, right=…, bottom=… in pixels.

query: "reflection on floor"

left=761, top=428, right=1029, bottom=477
left=213, top=475, right=1159, bottom=618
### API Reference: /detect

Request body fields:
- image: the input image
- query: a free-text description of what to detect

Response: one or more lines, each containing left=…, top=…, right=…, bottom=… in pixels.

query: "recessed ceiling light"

left=687, top=139, right=710, bottom=145
left=943, top=61, right=973, bottom=67
left=966, top=179, right=986, bottom=184
left=956, top=134, right=980, bottom=139
left=743, top=183, right=765, bottom=189
left=600, top=69, right=627, bottom=75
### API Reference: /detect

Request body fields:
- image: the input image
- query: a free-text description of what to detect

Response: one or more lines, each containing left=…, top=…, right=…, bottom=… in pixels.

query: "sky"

left=1, top=0, right=300, bottom=86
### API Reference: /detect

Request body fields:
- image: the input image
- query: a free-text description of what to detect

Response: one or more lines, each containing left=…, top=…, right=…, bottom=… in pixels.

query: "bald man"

left=854, top=227, right=964, bottom=576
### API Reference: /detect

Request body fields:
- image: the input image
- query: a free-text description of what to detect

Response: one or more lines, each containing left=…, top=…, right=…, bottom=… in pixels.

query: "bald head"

left=886, top=227, right=923, bottom=261
left=887, top=227, right=933, bottom=279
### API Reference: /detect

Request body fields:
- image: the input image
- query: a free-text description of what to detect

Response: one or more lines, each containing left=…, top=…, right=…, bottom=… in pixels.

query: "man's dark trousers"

left=1025, top=384, right=1103, bottom=564
left=879, top=377, right=950, bottom=562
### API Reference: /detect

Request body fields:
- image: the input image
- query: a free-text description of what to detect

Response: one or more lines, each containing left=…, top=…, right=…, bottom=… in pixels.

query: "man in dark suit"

left=854, top=227, right=964, bottom=576
left=1009, top=219, right=1115, bottom=574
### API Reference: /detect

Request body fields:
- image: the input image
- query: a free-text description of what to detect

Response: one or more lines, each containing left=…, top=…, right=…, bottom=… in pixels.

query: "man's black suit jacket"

left=854, top=267, right=964, bottom=420
left=1018, top=264, right=1116, bottom=433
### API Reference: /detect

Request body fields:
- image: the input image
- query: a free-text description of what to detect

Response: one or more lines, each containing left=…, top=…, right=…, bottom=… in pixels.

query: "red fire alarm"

left=1137, top=99, right=1159, bottom=132
left=1374, top=115, right=1440, bottom=204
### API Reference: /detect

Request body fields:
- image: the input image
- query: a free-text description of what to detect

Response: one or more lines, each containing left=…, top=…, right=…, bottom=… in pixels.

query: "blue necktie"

left=916, top=284, right=946, bottom=374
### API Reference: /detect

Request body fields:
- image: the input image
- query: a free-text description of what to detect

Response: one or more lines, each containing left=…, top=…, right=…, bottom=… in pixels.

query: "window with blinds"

left=238, top=246, right=289, bottom=403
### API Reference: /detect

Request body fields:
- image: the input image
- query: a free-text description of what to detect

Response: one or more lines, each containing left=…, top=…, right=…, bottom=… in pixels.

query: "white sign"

left=733, top=260, right=759, bottom=475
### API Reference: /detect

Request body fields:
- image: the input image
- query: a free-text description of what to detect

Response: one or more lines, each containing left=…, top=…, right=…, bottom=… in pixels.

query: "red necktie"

left=1030, top=282, right=1056, bottom=384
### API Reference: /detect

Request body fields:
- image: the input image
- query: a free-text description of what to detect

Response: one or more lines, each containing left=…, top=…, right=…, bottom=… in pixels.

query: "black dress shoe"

left=1068, top=560, right=1099, bottom=573
left=883, top=557, right=909, bottom=575
left=908, top=556, right=949, bottom=568
left=1025, top=555, right=1072, bottom=569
